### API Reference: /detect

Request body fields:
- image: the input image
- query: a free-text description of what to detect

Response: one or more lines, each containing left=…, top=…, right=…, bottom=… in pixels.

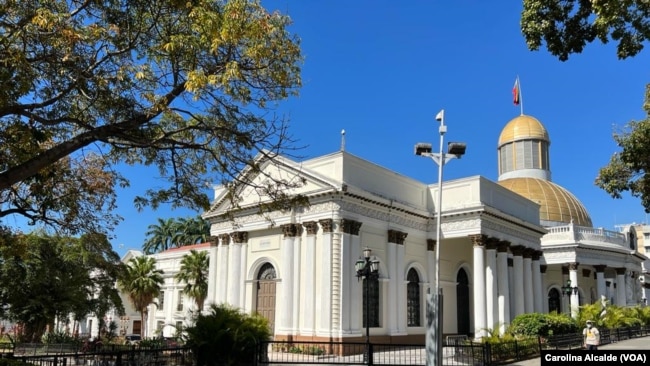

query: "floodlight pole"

left=417, top=110, right=464, bottom=366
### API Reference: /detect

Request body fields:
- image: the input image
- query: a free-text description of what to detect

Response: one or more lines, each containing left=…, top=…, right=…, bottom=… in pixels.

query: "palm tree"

left=143, top=218, right=177, bottom=254
left=118, top=256, right=164, bottom=337
left=174, top=250, right=209, bottom=312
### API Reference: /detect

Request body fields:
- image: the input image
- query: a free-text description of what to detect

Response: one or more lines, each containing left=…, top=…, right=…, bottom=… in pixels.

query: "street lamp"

left=414, top=109, right=466, bottom=366
left=355, top=247, right=380, bottom=365
left=561, top=280, right=579, bottom=296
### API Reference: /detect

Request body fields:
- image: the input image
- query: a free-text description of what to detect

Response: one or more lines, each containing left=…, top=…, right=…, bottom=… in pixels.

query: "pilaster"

left=469, top=234, right=487, bottom=338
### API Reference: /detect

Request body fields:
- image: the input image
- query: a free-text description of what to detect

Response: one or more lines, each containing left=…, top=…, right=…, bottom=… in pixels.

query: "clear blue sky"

left=46, top=1, right=650, bottom=256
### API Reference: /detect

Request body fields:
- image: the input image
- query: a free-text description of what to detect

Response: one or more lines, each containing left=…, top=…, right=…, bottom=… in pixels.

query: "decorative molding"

left=568, top=262, right=579, bottom=271
left=594, top=265, right=607, bottom=273
left=532, top=250, right=542, bottom=261
left=340, top=219, right=362, bottom=235
left=480, top=219, right=541, bottom=245
left=523, top=248, right=534, bottom=259
left=497, top=240, right=510, bottom=253
left=616, top=267, right=627, bottom=275
left=427, top=239, right=436, bottom=252
left=510, top=245, right=525, bottom=256
left=219, top=234, right=231, bottom=246
left=388, top=230, right=408, bottom=245
left=319, top=219, right=334, bottom=233
left=208, top=236, right=219, bottom=245
left=486, top=237, right=499, bottom=250
left=540, top=265, right=548, bottom=274
left=469, top=234, right=487, bottom=247
left=339, top=201, right=427, bottom=231
left=282, top=224, right=302, bottom=238
left=232, top=231, right=249, bottom=243
left=302, top=221, right=319, bottom=235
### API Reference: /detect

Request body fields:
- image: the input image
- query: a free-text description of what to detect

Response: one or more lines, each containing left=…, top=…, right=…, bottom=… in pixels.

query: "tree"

left=0, top=0, right=304, bottom=236
left=175, top=250, right=209, bottom=312
left=0, top=231, right=124, bottom=341
left=521, top=0, right=650, bottom=212
left=143, top=216, right=211, bottom=254
left=117, top=256, right=164, bottom=338
left=521, top=0, right=650, bottom=61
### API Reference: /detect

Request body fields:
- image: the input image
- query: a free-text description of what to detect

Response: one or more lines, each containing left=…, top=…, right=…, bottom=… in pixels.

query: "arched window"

left=363, top=276, right=380, bottom=328
left=407, top=268, right=420, bottom=327
left=548, top=288, right=561, bottom=313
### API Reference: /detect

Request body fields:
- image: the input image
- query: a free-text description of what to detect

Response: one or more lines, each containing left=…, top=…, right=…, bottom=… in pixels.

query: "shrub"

left=508, top=312, right=578, bottom=337
left=184, top=304, right=271, bottom=366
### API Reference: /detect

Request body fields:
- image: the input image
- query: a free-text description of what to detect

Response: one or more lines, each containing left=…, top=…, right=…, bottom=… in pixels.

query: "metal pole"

left=365, top=262, right=370, bottom=365
left=434, top=114, right=446, bottom=366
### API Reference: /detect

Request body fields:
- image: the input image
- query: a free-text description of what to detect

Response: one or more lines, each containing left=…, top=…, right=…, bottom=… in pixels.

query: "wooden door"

left=256, top=263, right=277, bottom=333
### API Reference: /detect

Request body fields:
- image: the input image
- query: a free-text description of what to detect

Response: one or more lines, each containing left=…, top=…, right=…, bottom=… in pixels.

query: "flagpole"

left=518, top=76, right=524, bottom=116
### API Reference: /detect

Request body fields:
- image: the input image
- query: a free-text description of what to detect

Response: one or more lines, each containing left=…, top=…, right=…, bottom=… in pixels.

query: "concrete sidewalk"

left=507, top=337, right=650, bottom=366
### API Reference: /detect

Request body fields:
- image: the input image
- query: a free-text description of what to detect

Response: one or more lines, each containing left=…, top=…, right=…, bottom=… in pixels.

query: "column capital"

left=532, top=250, right=543, bottom=261
left=616, top=267, right=627, bottom=275
left=497, top=240, right=510, bottom=253
left=302, top=221, right=319, bottom=235
left=232, top=231, right=249, bottom=243
left=523, top=248, right=534, bottom=259
left=319, top=219, right=334, bottom=233
left=282, top=224, right=302, bottom=238
left=387, top=229, right=408, bottom=245
left=540, top=265, right=548, bottom=274
left=510, top=245, right=525, bottom=256
left=469, top=234, right=488, bottom=247
left=486, top=237, right=499, bottom=250
left=208, top=235, right=219, bottom=246
left=594, top=265, right=607, bottom=273
left=427, top=239, right=436, bottom=252
left=568, top=262, right=579, bottom=271
left=340, top=219, right=362, bottom=235
left=219, top=234, right=231, bottom=246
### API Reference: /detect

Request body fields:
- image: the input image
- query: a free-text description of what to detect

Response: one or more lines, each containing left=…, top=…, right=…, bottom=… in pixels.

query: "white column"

left=396, top=241, right=406, bottom=334
left=301, top=222, right=318, bottom=335
left=496, top=242, right=510, bottom=335
left=541, top=265, right=549, bottom=313
left=239, top=237, right=248, bottom=311
left=316, top=219, right=333, bottom=337
left=508, top=257, right=514, bottom=320
left=206, top=240, right=219, bottom=306
left=216, top=235, right=229, bottom=304
left=512, top=246, right=525, bottom=318
left=387, top=238, right=398, bottom=334
left=350, top=223, right=362, bottom=334
left=595, top=265, right=607, bottom=301
left=387, top=230, right=407, bottom=335
left=569, top=263, right=579, bottom=318
left=278, top=225, right=296, bottom=335
left=340, top=219, right=362, bottom=335
left=616, top=268, right=627, bottom=306
left=292, top=232, right=302, bottom=334
left=532, top=251, right=543, bottom=313
left=227, top=237, right=243, bottom=308
left=523, top=250, right=534, bottom=314
left=471, top=235, right=487, bottom=339
left=485, top=241, right=498, bottom=333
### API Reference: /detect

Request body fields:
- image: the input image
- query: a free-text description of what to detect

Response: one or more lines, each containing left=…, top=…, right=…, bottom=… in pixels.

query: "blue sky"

left=17, top=1, right=650, bottom=256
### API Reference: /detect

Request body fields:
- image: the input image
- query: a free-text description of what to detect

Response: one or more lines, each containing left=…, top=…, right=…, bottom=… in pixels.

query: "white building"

left=146, top=113, right=646, bottom=342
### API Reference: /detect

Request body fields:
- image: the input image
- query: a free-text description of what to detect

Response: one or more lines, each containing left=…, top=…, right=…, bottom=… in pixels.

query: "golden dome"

left=498, top=177, right=592, bottom=227
left=498, top=115, right=549, bottom=146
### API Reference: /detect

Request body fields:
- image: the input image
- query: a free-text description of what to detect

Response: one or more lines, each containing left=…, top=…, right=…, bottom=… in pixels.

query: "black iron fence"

left=3, top=347, right=193, bottom=366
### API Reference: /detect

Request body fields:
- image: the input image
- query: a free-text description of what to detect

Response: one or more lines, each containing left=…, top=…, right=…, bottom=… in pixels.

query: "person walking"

left=583, top=320, right=600, bottom=350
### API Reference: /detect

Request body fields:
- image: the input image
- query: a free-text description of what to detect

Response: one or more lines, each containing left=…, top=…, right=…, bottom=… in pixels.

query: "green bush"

left=508, top=312, right=577, bottom=337
left=184, top=303, right=271, bottom=366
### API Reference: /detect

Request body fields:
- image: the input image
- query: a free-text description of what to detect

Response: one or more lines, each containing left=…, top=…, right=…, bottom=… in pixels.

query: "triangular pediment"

left=203, top=153, right=342, bottom=218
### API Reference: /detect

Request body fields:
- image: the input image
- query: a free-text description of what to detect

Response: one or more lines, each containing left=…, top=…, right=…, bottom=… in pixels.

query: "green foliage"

left=175, top=250, right=209, bottom=312
left=521, top=0, right=650, bottom=61
left=184, top=303, right=272, bottom=366
left=0, top=0, right=305, bottom=236
left=117, top=256, right=164, bottom=337
left=41, top=331, right=80, bottom=345
left=144, top=216, right=211, bottom=254
left=508, top=312, right=578, bottom=337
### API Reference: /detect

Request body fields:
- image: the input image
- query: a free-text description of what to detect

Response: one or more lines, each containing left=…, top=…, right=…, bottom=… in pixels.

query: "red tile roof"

left=161, top=242, right=211, bottom=253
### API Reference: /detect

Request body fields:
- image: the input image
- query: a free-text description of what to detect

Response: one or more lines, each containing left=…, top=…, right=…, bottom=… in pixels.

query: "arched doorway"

left=548, top=288, right=561, bottom=313
left=256, top=263, right=277, bottom=333
left=456, top=268, right=470, bottom=335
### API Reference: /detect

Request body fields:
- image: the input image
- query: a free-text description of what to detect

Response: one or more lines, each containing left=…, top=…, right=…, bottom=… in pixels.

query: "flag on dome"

left=512, top=77, right=521, bottom=106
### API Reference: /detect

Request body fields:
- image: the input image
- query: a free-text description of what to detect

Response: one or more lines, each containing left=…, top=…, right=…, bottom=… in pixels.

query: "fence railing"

left=7, top=346, right=193, bottom=366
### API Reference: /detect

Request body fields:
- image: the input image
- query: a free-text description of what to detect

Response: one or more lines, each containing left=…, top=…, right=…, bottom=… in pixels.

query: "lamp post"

left=561, top=280, right=578, bottom=314
left=355, top=247, right=380, bottom=365
left=414, top=109, right=466, bottom=366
